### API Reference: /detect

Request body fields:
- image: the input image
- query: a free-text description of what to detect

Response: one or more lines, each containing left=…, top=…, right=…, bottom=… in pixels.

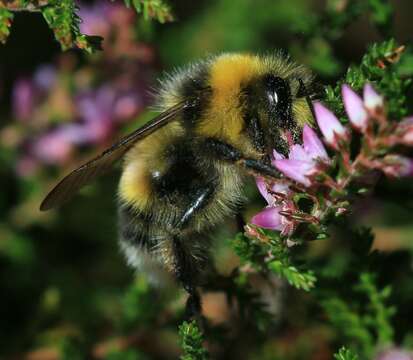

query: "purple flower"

left=273, top=125, right=330, bottom=187
left=342, top=84, right=368, bottom=132
left=74, top=85, right=143, bottom=145
left=314, top=102, right=349, bottom=149
left=33, top=65, right=56, bottom=91
left=78, top=1, right=135, bottom=45
left=12, top=66, right=57, bottom=123
left=78, top=2, right=114, bottom=37
left=12, top=78, right=35, bottom=121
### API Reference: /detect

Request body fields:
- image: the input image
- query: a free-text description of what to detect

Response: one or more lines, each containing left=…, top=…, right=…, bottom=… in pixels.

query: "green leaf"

left=355, top=273, right=395, bottom=345
left=178, top=320, right=209, bottom=360
left=334, top=346, right=359, bottom=360
left=0, top=8, right=13, bottom=43
left=268, top=260, right=316, bottom=291
left=322, top=297, right=375, bottom=357
left=121, top=0, right=173, bottom=23
left=41, top=0, right=103, bottom=52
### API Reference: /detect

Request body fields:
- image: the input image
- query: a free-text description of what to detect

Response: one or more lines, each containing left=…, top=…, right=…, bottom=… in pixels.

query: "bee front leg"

left=202, top=138, right=281, bottom=180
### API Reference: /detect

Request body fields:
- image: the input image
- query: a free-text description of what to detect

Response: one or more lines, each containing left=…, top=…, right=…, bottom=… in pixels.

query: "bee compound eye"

left=264, top=75, right=290, bottom=109
left=267, top=89, right=279, bottom=105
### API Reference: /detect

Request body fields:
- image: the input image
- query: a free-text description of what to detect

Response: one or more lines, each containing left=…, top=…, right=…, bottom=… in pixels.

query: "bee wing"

left=40, top=100, right=190, bottom=211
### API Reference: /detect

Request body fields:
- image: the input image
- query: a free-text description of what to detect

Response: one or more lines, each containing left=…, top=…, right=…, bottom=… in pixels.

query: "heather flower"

left=302, top=125, right=329, bottom=161
left=313, top=102, right=349, bottom=149
left=78, top=0, right=149, bottom=59
left=251, top=206, right=284, bottom=231
left=33, top=65, right=56, bottom=91
left=78, top=3, right=112, bottom=36
left=251, top=177, right=296, bottom=235
left=396, top=117, right=413, bottom=146
left=342, top=84, right=368, bottom=132
left=375, top=349, right=413, bottom=360
left=73, top=86, right=144, bottom=144
left=7, top=1, right=152, bottom=176
left=380, top=155, right=413, bottom=178
left=274, top=125, right=330, bottom=187
left=251, top=125, right=330, bottom=234
left=12, top=78, right=35, bottom=121
left=31, top=131, right=74, bottom=165
left=255, top=177, right=289, bottom=206
left=78, top=1, right=134, bottom=39
left=16, top=156, right=38, bottom=177
left=363, top=83, right=384, bottom=112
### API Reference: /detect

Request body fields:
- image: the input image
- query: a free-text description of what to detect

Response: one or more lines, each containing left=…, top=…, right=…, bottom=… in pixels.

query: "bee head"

left=244, top=72, right=315, bottom=159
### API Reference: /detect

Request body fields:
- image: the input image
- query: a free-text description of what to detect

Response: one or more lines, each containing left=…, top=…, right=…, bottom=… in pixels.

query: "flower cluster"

left=1, top=1, right=154, bottom=177
left=251, top=83, right=413, bottom=238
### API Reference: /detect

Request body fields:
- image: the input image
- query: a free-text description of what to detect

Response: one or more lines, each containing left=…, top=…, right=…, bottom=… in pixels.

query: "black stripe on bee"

left=179, top=65, right=212, bottom=128
left=118, top=204, right=153, bottom=249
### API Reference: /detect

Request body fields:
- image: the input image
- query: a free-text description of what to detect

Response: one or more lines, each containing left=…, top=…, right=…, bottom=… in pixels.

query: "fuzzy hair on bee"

left=40, top=52, right=315, bottom=316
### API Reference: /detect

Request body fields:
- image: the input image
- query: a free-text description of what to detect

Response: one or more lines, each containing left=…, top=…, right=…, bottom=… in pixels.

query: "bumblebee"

left=40, top=53, right=314, bottom=315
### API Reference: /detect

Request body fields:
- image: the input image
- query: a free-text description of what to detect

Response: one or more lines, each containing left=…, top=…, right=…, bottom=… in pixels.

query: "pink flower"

left=250, top=177, right=294, bottom=234
left=396, top=117, right=413, bottom=146
left=15, top=156, right=38, bottom=177
left=302, top=125, right=329, bottom=161
left=314, top=102, right=349, bottom=149
left=380, top=155, right=413, bottom=178
left=375, top=349, right=413, bottom=360
left=342, top=84, right=368, bottom=132
left=32, top=131, right=73, bottom=165
left=273, top=125, right=330, bottom=187
left=363, top=83, right=384, bottom=112
left=251, top=206, right=284, bottom=230
left=255, top=177, right=290, bottom=206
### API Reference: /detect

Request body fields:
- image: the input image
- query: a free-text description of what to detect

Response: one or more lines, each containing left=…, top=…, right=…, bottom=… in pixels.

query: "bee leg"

left=236, top=212, right=246, bottom=232
left=203, top=138, right=281, bottom=180
left=171, top=185, right=215, bottom=318
left=171, top=235, right=202, bottom=318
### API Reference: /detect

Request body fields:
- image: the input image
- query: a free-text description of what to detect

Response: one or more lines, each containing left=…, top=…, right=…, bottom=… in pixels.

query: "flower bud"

left=313, top=102, right=349, bottom=150
left=342, top=84, right=368, bottom=132
left=250, top=206, right=283, bottom=230
left=381, top=155, right=413, bottom=178
left=363, top=83, right=384, bottom=112
left=396, top=117, right=413, bottom=146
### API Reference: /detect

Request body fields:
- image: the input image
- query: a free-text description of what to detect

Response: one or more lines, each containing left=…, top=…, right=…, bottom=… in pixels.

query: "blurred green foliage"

left=334, top=347, right=359, bottom=360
